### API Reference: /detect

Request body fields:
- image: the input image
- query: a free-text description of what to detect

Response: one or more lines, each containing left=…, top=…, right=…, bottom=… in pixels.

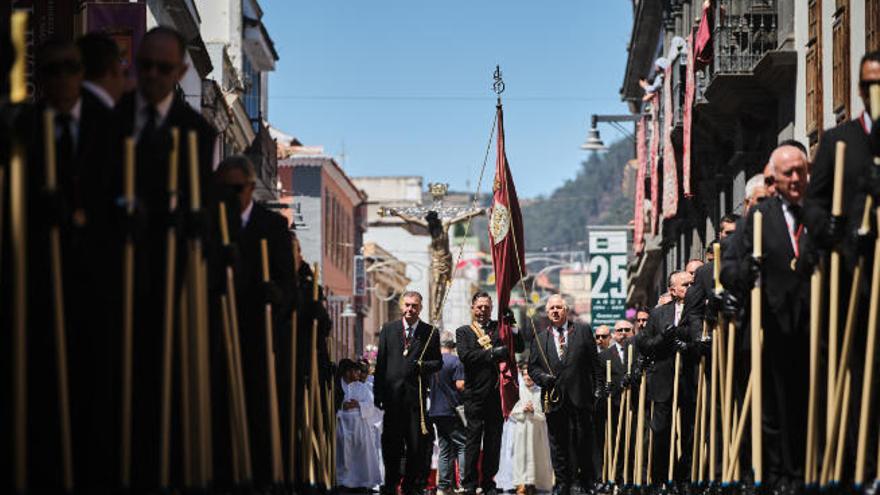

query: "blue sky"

left=262, top=1, right=633, bottom=198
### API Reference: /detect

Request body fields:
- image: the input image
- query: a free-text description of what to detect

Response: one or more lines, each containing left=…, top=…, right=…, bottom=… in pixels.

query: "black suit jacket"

left=804, top=117, right=875, bottom=271
left=455, top=321, right=524, bottom=416
left=528, top=322, right=603, bottom=411
left=374, top=319, right=442, bottom=410
left=637, top=303, right=700, bottom=403
left=722, top=196, right=811, bottom=340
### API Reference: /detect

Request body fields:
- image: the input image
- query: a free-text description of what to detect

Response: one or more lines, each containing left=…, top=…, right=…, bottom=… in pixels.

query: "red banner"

left=634, top=116, right=647, bottom=255
left=662, top=65, right=678, bottom=220
left=683, top=33, right=696, bottom=198
left=649, top=94, right=660, bottom=234
left=489, top=102, right=525, bottom=418
left=694, top=0, right=714, bottom=69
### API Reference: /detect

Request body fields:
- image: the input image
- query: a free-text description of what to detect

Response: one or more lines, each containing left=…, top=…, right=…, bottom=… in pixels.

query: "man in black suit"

left=216, top=155, right=296, bottom=489
left=599, top=319, right=634, bottom=480
left=804, top=52, right=880, bottom=484
left=374, top=291, right=442, bottom=495
left=456, top=292, right=524, bottom=495
left=528, top=294, right=604, bottom=495
left=637, top=270, right=701, bottom=483
left=20, top=38, right=117, bottom=494
left=724, top=143, right=813, bottom=491
left=106, top=26, right=218, bottom=491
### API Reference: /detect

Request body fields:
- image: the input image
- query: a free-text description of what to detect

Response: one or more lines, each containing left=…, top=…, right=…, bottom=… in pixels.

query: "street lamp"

left=580, top=114, right=644, bottom=152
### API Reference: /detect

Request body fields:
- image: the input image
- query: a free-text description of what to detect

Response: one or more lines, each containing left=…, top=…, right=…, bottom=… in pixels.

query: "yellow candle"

left=753, top=211, right=763, bottom=258
left=188, top=131, right=200, bottom=212
left=832, top=141, right=846, bottom=216
left=10, top=12, right=28, bottom=103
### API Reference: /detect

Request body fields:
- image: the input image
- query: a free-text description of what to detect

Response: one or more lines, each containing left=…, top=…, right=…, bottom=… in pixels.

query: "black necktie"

left=789, top=203, right=803, bottom=231
left=55, top=113, right=74, bottom=167
left=140, top=105, right=157, bottom=144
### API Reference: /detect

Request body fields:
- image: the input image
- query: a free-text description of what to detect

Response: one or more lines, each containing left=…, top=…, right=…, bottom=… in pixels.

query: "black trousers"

left=381, top=401, right=431, bottom=494
left=763, top=334, right=808, bottom=488
left=462, top=394, right=503, bottom=491
left=649, top=397, right=695, bottom=483
left=546, top=401, right=596, bottom=490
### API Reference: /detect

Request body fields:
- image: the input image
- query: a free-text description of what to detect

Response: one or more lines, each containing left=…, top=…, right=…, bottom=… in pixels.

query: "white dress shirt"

left=82, top=81, right=115, bottom=109
left=780, top=197, right=803, bottom=255
left=673, top=302, right=684, bottom=326
left=552, top=324, right=568, bottom=357
left=240, top=200, right=254, bottom=228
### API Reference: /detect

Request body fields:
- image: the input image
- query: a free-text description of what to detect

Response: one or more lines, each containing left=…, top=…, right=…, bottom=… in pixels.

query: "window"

left=806, top=0, right=823, bottom=144
left=241, top=55, right=261, bottom=132
left=868, top=0, right=880, bottom=52
left=832, top=0, right=850, bottom=122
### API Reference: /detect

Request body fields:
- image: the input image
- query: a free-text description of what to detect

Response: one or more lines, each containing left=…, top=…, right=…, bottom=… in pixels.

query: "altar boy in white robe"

left=509, top=364, right=553, bottom=495
left=336, top=359, right=384, bottom=489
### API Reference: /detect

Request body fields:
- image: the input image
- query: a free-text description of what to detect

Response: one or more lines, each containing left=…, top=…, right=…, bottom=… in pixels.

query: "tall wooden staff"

left=724, top=373, right=753, bottom=481
left=750, top=210, right=764, bottom=487
left=42, top=109, right=74, bottom=493
left=10, top=12, right=29, bottom=493
left=820, top=192, right=871, bottom=486
left=610, top=366, right=624, bottom=483
left=120, top=137, right=136, bottom=489
left=709, top=311, right=719, bottom=484
left=185, top=131, right=213, bottom=487
left=646, top=401, right=655, bottom=485
left=218, top=201, right=253, bottom=482
left=622, top=345, right=634, bottom=485
left=288, top=240, right=300, bottom=484
left=604, top=360, right=612, bottom=483
left=855, top=84, right=880, bottom=488
left=633, top=362, right=648, bottom=487
left=261, top=239, right=285, bottom=484
left=805, top=262, right=823, bottom=487
left=159, top=128, right=180, bottom=489
left=668, top=351, right=682, bottom=483
left=691, top=323, right=706, bottom=482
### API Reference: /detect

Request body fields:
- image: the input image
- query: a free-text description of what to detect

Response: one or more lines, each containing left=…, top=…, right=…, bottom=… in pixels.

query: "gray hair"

left=440, top=330, right=456, bottom=349
left=400, top=291, right=423, bottom=303
left=545, top=294, right=569, bottom=311
left=745, top=174, right=765, bottom=200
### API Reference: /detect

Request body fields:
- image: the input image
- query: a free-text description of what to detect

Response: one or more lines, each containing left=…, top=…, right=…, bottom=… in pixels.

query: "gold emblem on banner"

left=490, top=204, right=510, bottom=244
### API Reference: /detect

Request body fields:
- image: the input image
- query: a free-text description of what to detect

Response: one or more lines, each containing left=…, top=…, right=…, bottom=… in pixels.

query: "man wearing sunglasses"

left=23, top=38, right=118, bottom=494
left=108, top=26, right=219, bottom=492
left=804, top=50, right=880, bottom=486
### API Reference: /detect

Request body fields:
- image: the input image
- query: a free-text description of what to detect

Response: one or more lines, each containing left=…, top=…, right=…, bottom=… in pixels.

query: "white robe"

left=336, top=380, right=384, bottom=488
left=508, top=383, right=553, bottom=490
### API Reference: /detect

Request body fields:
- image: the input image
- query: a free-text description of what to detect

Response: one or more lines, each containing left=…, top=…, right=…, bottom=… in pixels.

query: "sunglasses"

left=595, top=334, right=611, bottom=340
left=615, top=327, right=633, bottom=333
left=40, top=60, right=82, bottom=76
left=136, top=58, right=177, bottom=75
left=636, top=317, right=648, bottom=323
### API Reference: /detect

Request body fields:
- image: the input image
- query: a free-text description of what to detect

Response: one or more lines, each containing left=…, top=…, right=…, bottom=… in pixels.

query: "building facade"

left=279, top=147, right=366, bottom=359
left=622, top=0, right=879, bottom=306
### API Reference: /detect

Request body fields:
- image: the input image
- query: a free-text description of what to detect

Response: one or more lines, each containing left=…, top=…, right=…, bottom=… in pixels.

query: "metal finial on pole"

left=493, top=65, right=505, bottom=102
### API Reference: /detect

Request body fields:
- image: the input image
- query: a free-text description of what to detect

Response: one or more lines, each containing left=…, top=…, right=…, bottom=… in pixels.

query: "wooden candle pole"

left=724, top=373, right=753, bottom=481
left=710, top=324, right=719, bottom=484
left=159, top=127, right=180, bottom=489
left=289, top=240, right=301, bottom=484
left=120, top=137, right=136, bottom=489
left=610, top=360, right=625, bottom=481
left=827, top=141, right=847, bottom=438
left=832, top=370, right=852, bottom=483
left=10, top=12, right=28, bottom=488
left=622, top=345, right=634, bottom=484
left=604, top=360, right=612, bottom=483
left=43, top=109, right=74, bottom=493
left=219, top=294, right=244, bottom=484
left=646, top=401, right=655, bottom=485
left=218, top=201, right=253, bottom=482
left=634, top=365, right=647, bottom=486
left=668, top=351, right=682, bottom=483
left=261, top=239, right=285, bottom=484
left=855, top=84, right=880, bottom=488
left=805, top=263, right=823, bottom=486
left=750, top=210, right=764, bottom=486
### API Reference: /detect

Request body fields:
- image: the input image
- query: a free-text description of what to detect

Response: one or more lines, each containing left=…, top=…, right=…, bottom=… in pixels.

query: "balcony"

left=698, top=0, right=794, bottom=115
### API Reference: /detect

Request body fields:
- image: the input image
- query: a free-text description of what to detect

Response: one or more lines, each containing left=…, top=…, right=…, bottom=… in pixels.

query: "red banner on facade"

left=694, top=0, right=714, bottom=69
left=634, top=116, right=647, bottom=255
left=662, top=65, right=678, bottom=220
left=649, top=94, right=660, bottom=234
left=683, top=33, right=696, bottom=198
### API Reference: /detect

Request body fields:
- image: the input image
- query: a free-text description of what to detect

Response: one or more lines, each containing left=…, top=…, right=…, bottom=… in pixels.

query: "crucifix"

left=378, top=183, right=484, bottom=325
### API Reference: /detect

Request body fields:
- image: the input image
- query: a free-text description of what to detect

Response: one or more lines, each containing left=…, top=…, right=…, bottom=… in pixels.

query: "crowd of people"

left=3, top=26, right=335, bottom=494
left=347, top=52, right=880, bottom=495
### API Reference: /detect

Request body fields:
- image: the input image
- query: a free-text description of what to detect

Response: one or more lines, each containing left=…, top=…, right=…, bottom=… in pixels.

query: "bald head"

left=768, top=145, right=808, bottom=204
